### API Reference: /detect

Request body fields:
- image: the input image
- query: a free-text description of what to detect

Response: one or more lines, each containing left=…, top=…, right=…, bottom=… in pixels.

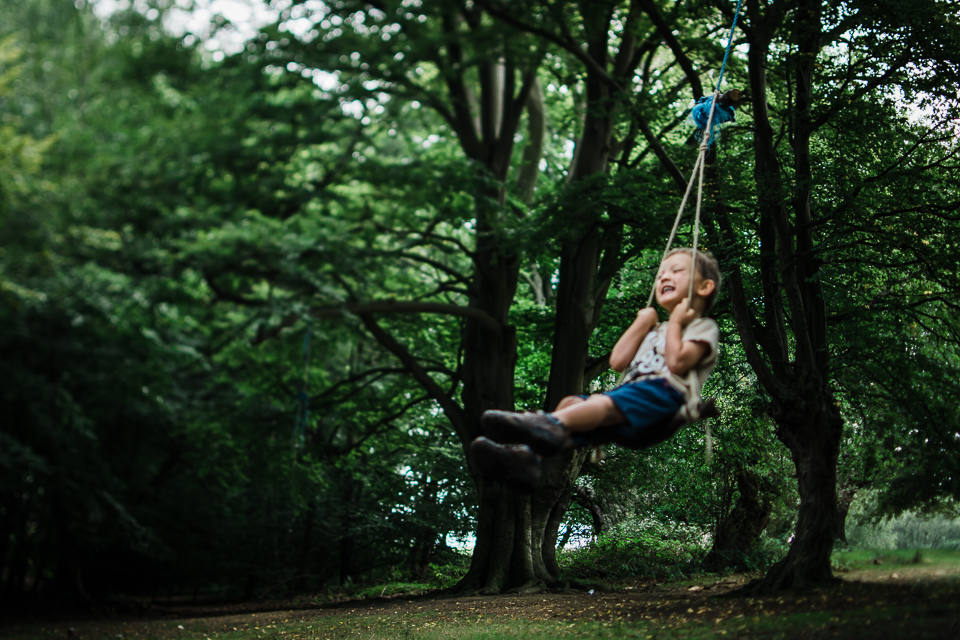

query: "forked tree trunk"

left=835, top=485, right=858, bottom=544
left=529, top=10, right=640, bottom=578
left=459, top=448, right=586, bottom=593
left=455, top=72, right=595, bottom=593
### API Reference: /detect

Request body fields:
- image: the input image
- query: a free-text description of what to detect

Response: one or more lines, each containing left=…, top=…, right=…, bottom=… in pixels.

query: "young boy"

left=471, top=248, right=721, bottom=493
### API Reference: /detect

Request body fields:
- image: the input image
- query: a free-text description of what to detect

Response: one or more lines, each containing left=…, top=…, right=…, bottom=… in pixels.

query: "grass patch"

left=4, top=550, right=960, bottom=640
left=10, top=598, right=958, bottom=640
left=832, top=548, right=960, bottom=570
left=353, top=582, right=435, bottom=600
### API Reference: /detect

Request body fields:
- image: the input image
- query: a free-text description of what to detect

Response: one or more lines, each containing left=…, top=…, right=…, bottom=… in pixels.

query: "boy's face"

left=655, top=253, right=713, bottom=312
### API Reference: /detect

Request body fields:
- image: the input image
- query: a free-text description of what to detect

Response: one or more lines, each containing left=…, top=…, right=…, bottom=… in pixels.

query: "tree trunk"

left=448, top=3, right=642, bottom=594
left=745, top=393, right=843, bottom=590
left=453, top=57, right=597, bottom=593
left=525, top=15, right=629, bottom=584
left=456, top=162, right=586, bottom=594
left=573, top=485, right=606, bottom=538
left=704, top=467, right=774, bottom=569
left=339, top=535, right=354, bottom=586
left=408, top=529, right=436, bottom=581
left=835, top=485, right=857, bottom=544
left=297, top=500, right=315, bottom=591
left=470, top=2, right=660, bottom=589
left=716, top=0, right=843, bottom=593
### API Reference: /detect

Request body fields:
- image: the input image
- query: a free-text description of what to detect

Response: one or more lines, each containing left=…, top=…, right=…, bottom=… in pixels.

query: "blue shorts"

left=569, top=378, right=685, bottom=450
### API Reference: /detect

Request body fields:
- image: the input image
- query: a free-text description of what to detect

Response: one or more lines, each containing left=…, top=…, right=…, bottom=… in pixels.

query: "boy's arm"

left=609, top=308, right=659, bottom=372
left=663, top=298, right=711, bottom=377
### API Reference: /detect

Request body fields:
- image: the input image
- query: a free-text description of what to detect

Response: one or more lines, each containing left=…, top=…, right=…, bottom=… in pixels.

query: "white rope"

left=646, top=90, right=722, bottom=308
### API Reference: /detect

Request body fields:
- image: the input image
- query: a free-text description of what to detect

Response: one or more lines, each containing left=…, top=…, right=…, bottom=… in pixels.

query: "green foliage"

left=3, top=0, right=960, bottom=604
left=844, top=493, right=960, bottom=550
left=560, top=516, right=710, bottom=581
left=0, top=0, right=481, bottom=604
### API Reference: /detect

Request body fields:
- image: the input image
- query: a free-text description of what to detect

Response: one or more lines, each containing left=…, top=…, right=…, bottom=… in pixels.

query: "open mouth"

left=660, top=285, right=675, bottom=294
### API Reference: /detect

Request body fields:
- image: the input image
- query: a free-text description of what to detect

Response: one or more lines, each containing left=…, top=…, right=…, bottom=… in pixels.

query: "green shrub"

left=704, top=530, right=788, bottom=572
left=559, top=517, right=709, bottom=581
left=428, top=559, right=469, bottom=589
left=844, top=492, right=960, bottom=550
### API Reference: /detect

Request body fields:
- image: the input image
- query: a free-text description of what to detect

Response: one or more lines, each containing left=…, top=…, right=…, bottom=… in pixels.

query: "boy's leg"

left=555, top=395, right=586, bottom=410
left=573, top=380, right=686, bottom=450
left=480, top=392, right=591, bottom=455
left=481, top=394, right=626, bottom=456
left=551, top=395, right=627, bottom=432
left=553, top=395, right=606, bottom=461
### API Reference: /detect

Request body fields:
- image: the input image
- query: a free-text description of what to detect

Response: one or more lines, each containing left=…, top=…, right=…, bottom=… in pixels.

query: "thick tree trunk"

left=716, top=0, right=843, bottom=594
left=508, top=8, right=640, bottom=587
left=454, top=3, right=642, bottom=594
left=457, top=191, right=597, bottom=593
left=545, top=226, right=604, bottom=410
left=459, top=448, right=587, bottom=594
left=745, top=392, right=843, bottom=591
left=455, top=62, right=593, bottom=594
left=455, top=213, right=528, bottom=592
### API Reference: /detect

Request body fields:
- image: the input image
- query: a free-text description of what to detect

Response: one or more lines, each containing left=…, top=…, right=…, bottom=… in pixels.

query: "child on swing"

left=471, top=248, right=721, bottom=492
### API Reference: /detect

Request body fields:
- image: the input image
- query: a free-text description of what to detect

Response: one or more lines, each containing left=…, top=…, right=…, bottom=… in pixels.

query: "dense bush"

left=559, top=517, right=710, bottom=581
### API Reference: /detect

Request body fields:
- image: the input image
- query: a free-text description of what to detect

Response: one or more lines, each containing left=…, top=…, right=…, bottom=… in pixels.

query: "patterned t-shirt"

left=620, top=318, right=719, bottom=402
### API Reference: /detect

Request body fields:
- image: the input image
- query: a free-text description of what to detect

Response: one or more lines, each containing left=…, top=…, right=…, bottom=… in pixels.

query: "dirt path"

left=3, top=565, right=960, bottom=639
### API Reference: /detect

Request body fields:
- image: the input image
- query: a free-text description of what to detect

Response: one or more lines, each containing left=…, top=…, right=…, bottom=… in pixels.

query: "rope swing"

left=641, top=0, right=745, bottom=462
left=646, top=0, right=744, bottom=308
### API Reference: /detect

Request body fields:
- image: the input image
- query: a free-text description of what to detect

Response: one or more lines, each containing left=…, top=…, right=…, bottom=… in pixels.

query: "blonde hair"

left=663, top=248, right=722, bottom=313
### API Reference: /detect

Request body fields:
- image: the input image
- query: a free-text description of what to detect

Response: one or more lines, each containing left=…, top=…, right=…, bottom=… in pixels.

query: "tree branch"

left=359, top=315, right=470, bottom=442
left=812, top=54, right=912, bottom=131
left=584, top=353, right=611, bottom=382
left=475, top=0, right=626, bottom=93
left=311, top=300, right=501, bottom=333
left=634, top=109, right=687, bottom=189
left=636, top=0, right=704, bottom=99
left=397, top=252, right=471, bottom=284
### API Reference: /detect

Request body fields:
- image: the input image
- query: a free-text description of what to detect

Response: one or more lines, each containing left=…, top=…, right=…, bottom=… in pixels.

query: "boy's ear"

left=698, top=279, right=716, bottom=297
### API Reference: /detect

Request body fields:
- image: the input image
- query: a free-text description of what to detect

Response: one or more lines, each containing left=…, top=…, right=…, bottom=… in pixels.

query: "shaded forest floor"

left=3, top=552, right=960, bottom=640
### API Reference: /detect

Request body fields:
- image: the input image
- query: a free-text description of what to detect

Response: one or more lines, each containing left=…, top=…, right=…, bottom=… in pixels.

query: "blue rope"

left=690, top=0, right=745, bottom=145
left=715, top=0, right=744, bottom=93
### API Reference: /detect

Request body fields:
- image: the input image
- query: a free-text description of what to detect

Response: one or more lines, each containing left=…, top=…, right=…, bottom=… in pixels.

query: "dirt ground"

left=3, top=564, right=960, bottom=639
